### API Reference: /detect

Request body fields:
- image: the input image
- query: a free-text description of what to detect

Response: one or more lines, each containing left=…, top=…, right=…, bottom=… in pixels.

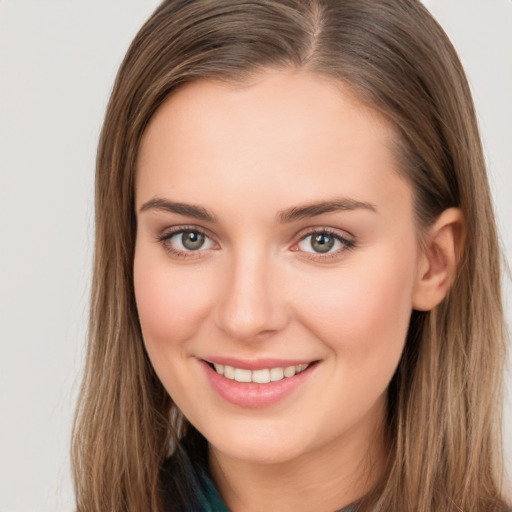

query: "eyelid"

left=290, top=227, right=356, bottom=259
left=155, top=224, right=355, bottom=260
left=156, top=225, right=219, bottom=258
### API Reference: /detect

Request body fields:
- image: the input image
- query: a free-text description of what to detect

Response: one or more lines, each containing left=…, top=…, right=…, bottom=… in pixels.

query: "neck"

left=208, top=400, right=388, bottom=512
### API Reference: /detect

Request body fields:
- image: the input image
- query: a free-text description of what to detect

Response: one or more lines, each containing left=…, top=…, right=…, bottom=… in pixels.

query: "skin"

left=134, top=69, right=462, bottom=512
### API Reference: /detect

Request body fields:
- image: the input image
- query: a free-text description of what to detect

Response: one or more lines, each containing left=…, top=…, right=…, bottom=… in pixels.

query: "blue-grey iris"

left=182, top=231, right=205, bottom=250
left=311, top=233, right=335, bottom=253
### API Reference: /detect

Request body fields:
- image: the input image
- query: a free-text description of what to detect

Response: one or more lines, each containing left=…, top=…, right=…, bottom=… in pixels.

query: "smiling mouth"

left=206, top=362, right=315, bottom=383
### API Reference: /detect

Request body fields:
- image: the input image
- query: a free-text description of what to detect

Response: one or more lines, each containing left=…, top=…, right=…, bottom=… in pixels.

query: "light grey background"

left=0, top=1, right=510, bottom=510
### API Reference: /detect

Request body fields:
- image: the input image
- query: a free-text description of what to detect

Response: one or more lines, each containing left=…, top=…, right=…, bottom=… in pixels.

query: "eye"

left=158, top=228, right=217, bottom=256
left=176, top=230, right=208, bottom=251
left=296, top=230, right=355, bottom=256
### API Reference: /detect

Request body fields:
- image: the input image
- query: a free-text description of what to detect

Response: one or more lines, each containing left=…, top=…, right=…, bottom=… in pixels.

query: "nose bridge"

left=214, top=244, right=286, bottom=340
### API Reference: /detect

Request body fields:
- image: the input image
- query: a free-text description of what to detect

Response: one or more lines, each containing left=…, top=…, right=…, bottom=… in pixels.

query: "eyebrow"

left=139, top=196, right=376, bottom=223
left=277, top=198, right=377, bottom=223
left=139, top=198, right=217, bottom=222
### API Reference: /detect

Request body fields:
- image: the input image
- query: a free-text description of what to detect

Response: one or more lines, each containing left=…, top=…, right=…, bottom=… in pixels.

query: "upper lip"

left=201, top=357, right=317, bottom=370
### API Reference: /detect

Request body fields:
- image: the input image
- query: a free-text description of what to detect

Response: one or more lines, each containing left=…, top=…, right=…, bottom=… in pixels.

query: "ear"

left=412, top=207, right=465, bottom=311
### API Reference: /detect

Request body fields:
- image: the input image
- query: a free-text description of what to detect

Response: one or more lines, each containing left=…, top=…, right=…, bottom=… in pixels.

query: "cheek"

left=295, top=243, right=417, bottom=364
left=133, top=248, right=220, bottom=412
left=289, top=244, right=418, bottom=437
left=133, top=250, right=214, bottom=350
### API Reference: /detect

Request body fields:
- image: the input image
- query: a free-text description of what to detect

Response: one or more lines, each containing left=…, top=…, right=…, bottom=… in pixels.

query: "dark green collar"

left=196, top=469, right=230, bottom=511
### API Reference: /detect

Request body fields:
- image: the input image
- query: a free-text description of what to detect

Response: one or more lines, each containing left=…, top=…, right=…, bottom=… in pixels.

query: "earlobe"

left=412, top=207, right=465, bottom=312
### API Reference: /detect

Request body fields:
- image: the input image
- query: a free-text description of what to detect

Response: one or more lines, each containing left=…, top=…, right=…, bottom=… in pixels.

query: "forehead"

left=136, top=69, right=410, bottom=217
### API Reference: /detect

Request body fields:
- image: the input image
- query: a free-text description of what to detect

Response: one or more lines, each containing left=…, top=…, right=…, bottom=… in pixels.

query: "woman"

left=72, top=0, right=510, bottom=510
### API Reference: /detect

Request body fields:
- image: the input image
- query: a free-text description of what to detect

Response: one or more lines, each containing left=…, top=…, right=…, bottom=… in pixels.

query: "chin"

left=205, top=420, right=311, bottom=466
left=215, top=442, right=302, bottom=466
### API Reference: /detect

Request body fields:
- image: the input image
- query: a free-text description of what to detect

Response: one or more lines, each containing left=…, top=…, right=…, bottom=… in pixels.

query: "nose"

left=214, top=249, right=289, bottom=341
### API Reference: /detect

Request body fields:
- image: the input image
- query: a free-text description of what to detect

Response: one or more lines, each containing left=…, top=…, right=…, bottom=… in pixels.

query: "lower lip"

left=201, top=360, right=317, bottom=408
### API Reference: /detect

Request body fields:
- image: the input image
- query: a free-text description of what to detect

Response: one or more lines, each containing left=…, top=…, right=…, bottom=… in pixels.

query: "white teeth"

left=252, top=369, right=271, bottom=384
left=234, top=368, right=252, bottom=383
left=284, top=366, right=296, bottom=378
left=212, top=362, right=311, bottom=383
left=224, top=365, right=235, bottom=379
left=269, top=367, right=284, bottom=381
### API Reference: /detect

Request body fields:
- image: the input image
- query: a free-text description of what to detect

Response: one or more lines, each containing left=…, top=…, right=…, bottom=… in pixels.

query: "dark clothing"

left=161, top=448, right=229, bottom=511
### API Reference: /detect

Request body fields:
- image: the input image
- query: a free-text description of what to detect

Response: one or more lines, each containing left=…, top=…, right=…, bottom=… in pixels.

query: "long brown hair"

left=72, top=1, right=509, bottom=510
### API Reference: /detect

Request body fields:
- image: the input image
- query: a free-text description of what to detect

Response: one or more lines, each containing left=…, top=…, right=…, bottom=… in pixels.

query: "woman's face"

left=134, top=70, right=424, bottom=466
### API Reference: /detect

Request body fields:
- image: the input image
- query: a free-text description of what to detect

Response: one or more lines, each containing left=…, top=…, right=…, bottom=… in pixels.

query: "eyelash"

left=156, top=225, right=216, bottom=259
left=156, top=226, right=356, bottom=261
left=292, top=228, right=356, bottom=261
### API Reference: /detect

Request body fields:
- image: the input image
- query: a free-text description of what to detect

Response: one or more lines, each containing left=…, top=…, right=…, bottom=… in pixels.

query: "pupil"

left=182, top=231, right=205, bottom=250
left=311, top=233, right=334, bottom=253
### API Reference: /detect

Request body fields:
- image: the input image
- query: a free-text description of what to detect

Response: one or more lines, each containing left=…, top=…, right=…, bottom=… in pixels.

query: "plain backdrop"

left=0, top=1, right=510, bottom=511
